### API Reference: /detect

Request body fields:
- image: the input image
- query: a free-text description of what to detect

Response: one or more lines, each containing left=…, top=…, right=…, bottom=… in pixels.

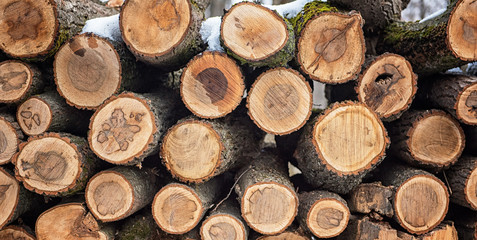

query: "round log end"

left=307, top=198, right=350, bottom=238
left=161, top=120, right=222, bottom=182
left=465, top=166, right=477, bottom=209
left=297, top=12, right=365, bottom=84
left=17, top=97, right=52, bottom=136
left=0, top=226, right=35, bottom=240
left=152, top=183, right=204, bottom=234
left=456, top=83, right=477, bottom=125
left=241, top=182, right=298, bottom=235
left=0, top=60, right=35, bottom=103
left=181, top=51, right=244, bottom=119
left=0, top=168, right=20, bottom=229
left=247, top=68, right=312, bottom=135
left=200, top=214, right=247, bottom=240
left=0, top=0, right=57, bottom=58
left=257, top=232, right=308, bottom=240
left=89, top=93, right=157, bottom=165
left=55, top=33, right=121, bottom=110
left=447, top=0, right=477, bottom=61
left=395, top=175, right=449, bottom=235
left=0, top=117, right=20, bottom=165
left=221, top=2, right=289, bottom=62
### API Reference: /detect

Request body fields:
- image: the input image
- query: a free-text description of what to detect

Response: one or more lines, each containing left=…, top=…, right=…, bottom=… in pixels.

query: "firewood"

left=13, top=132, right=100, bottom=196
left=0, top=113, right=23, bottom=165
left=200, top=199, right=248, bottom=240
left=297, top=190, right=350, bottom=238
left=247, top=67, right=312, bottom=135
left=0, top=226, right=35, bottom=240
left=256, top=231, right=310, bottom=240
left=118, top=209, right=184, bottom=240
left=447, top=204, right=477, bottom=240
left=294, top=101, right=389, bottom=194
left=447, top=0, right=477, bottom=61
left=180, top=51, right=245, bottom=119
left=389, top=109, right=465, bottom=171
left=420, top=221, right=458, bottom=240
left=347, top=182, right=394, bottom=219
left=0, top=60, right=43, bottom=104
left=446, top=155, right=477, bottom=210
left=235, top=151, right=298, bottom=235
left=338, top=216, right=417, bottom=240
left=221, top=2, right=295, bottom=68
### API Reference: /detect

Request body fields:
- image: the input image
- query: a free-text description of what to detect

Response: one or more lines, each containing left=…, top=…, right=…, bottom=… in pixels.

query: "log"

left=247, top=67, right=312, bottom=135
left=85, top=166, right=160, bottom=222
left=338, top=216, right=417, bottom=240
left=347, top=182, right=394, bottom=219
left=0, top=60, right=44, bottom=104
left=180, top=51, right=245, bottom=119
left=234, top=151, right=298, bottom=235
left=256, top=231, right=310, bottom=240
left=297, top=190, right=350, bottom=238
left=117, top=210, right=181, bottom=240
left=356, top=53, right=417, bottom=121
left=89, top=91, right=186, bottom=166
left=36, top=202, right=115, bottom=240
left=152, top=177, right=222, bottom=234
left=447, top=204, right=477, bottom=240
left=16, top=91, right=90, bottom=136
left=389, top=109, right=465, bottom=171
left=447, top=0, right=477, bottom=61
left=200, top=199, right=248, bottom=240
left=294, top=101, right=389, bottom=194
left=13, top=132, right=101, bottom=196
left=221, top=2, right=295, bottom=68
left=446, top=155, right=477, bottom=210
left=0, top=225, right=35, bottom=240
left=420, top=221, right=458, bottom=240
left=0, top=113, right=23, bottom=165
left=120, top=0, right=206, bottom=70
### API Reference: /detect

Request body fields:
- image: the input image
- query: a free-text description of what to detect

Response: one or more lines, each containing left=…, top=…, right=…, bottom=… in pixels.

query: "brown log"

left=447, top=204, right=477, bottom=240
left=0, top=225, right=35, bottom=240
left=256, top=231, right=310, bottom=240
left=235, top=151, right=298, bottom=235
left=0, top=60, right=43, bottom=104
left=420, top=221, right=458, bottom=240
left=0, top=113, right=23, bottom=165
left=200, top=199, right=249, bottom=240
left=389, top=109, right=465, bottom=171
left=447, top=0, right=477, bottom=61
left=446, top=155, right=477, bottom=210
left=294, top=101, right=389, bottom=194
left=247, top=67, right=312, bottom=135
left=338, top=216, right=417, bottom=240
left=347, top=182, right=394, bottom=219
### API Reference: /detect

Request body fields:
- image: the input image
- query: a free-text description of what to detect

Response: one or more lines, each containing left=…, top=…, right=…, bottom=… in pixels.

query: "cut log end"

left=421, top=222, right=458, bottom=240
left=0, top=168, right=20, bottom=229
left=152, top=184, right=204, bottom=234
left=0, top=226, right=35, bottom=240
left=85, top=171, right=134, bottom=222
left=447, top=0, right=477, bottom=61
left=0, top=61, right=34, bottom=103
left=357, top=53, right=417, bottom=120
left=241, top=182, right=298, bottom=235
left=256, top=232, right=309, bottom=240
left=55, top=33, right=121, bottom=109
left=0, top=117, right=19, bottom=165
left=0, top=0, right=56, bottom=58
left=307, top=198, right=350, bottom=238
left=221, top=2, right=289, bottom=62
left=17, top=97, right=52, bottom=136
left=395, top=175, right=449, bottom=235
left=200, top=214, right=247, bottom=240
left=465, top=167, right=477, bottom=209
left=297, top=12, right=365, bottom=84
left=161, top=120, right=222, bottom=182
left=456, top=83, right=477, bottom=125
left=181, top=51, right=244, bottom=118
left=247, top=68, right=312, bottom=135
left=89, top=93, right=157, bottom=165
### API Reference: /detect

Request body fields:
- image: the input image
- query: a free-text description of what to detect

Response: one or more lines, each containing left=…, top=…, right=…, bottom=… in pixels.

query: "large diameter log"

left=0, top=113, right=23, bottom=165
left=0, top=60, right=43, bottom=104
left=347, top=182, right=394, bottom=219
left=389, top=109, right=465, bottom=171
left=0, top=226, right=35, bottom=240
left=152, top=178, right=221, bottom=234
left=338, top=216, right=417, bottom=240
left=235, top=151, right=298, bottom=235
left=297, top=190, right=350, bottom=238
left=200, top=199, right=248, bottom=240
left=85, top=166, right=159, bottom=222
left=180, top=51, right=245, bottom=119
left=36, top=202, right=115, bottom=240
left=294, top=101, right=389, bottom=194
left=221, top=2, right=295, bottom=68
left=446, top=155, right=477, bottom=210
left=89, top=91, right=186, bottom=166
left=247, top=68, right=312, bottom=135
left=17, top=91, right=90, bottom=136
left=120, top=0, right=205, bottom=69
left=13, top=132, right=100, bottom=196
left=356, top=53, right=417, bottom=121
left=447, top=0, right=477, bottom=61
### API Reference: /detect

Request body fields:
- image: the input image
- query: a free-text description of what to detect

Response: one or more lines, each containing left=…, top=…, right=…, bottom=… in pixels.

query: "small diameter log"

left=89, top=91, right=185, bottom=166
left=420, top=221, right=458, bottom=240
left=294, top=101, right=389, bottom=194
left=247, top=68, right=312, bottom=135
left=389, top=109, right=465, bottom=171
left=221, top=2, right=295, bottom=68
left=380, top=165, right=450, bottom=235
left=356, top=53, right=417, bottom=121
left=235, top=151, right=298, bottom=235
left=0, top=226, right=35, bottom=240
left=200, top=199, right=248, bottom=240
left=180, top=51, right=245, bottom=119
left=297, top=190, right=350, bottom=238
left=0, top=60, right=43, bottom=104
left=120, top=0, right=205, bottom=69
left=447, top=0, right=477, bottom=61
left=85, top=166, right=159, bottom=222
left=17, top=91, right=89, bottom=136
left=13, top=132, right=100, bottom=196
left=0, top=113, right=23, bottom=165
left=446, top=155, right=477, bottom=210
left=338, top=216, right=417, bottom=240
left=161, top=115, right=261, bottom=182
left=347, top=182, right=394, bottom=219
left=152, top=178, right=221, bottom=234
left=36, top=202, right=114, bottom=240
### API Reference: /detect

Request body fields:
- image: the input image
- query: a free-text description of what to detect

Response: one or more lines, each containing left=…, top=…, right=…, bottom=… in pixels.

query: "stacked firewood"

left=0, top=0, right=476, bottom=239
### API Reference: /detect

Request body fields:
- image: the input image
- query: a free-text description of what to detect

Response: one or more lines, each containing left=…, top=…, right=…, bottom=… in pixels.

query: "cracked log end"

left=0, top=168, right=20, bottom=229
left=447, top=0, right=477, bottom=61
left=456, top=83, right=477, bottom=125
left=17, top=97, right=51, bottom=136
left=0, top=226, right=35, bottom=240
left=200, top=214, right=247, bottom=240
left=0, top=117, right=19, bottom=165
left=0, top=61, right=34, bottom=103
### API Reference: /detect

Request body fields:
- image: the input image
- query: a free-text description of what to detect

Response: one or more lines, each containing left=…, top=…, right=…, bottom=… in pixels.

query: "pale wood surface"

left=0, top=61, right=33, bottom=102
left=447, top=0, right=477, bottom=61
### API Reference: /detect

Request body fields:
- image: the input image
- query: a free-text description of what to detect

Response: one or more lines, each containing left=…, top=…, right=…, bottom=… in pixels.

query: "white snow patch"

left=81, top=14, right=122, bottom=42
left=264, top=0, right=317, bottom=18
left=200, top=16, right=224, bottom=52
left=99, top=0, right=108, bottom=2
left=446, top=67, right=464, bottom=74
left=420, top=8, right=446, bottom=22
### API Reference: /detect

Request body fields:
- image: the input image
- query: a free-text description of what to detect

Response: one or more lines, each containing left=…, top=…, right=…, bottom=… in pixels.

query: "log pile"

left=1, top=0, right=477, bottom=239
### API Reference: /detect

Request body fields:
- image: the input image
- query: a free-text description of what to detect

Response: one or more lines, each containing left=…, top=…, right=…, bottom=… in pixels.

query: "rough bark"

left=420, top=221, right=458, bottom=240
left=200, top=199, right=249, bottom=240
left=0, top=113, right=23, bottom=165
left=338, top=216, right=417, bottom=240
left=447, top=204, right=477, bottom=240
left=347, top=182, right=395, bottom=219
left=446, top=155, right=477, bottom=210
left=0, top=60, right=44, bottom=104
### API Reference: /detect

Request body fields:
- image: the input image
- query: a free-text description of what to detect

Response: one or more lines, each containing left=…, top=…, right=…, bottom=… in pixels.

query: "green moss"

left=290, top=1, right=337, bottom=35
left=119, top=217, right=153, bottom=240
left=23, top=28, right=70, bottom=62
